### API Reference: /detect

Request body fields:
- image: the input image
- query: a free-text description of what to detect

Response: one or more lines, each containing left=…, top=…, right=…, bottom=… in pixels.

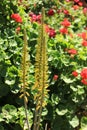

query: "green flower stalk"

left=33, top=7, right=49, bottom=130
left=19, top=29, right=30, bottom=130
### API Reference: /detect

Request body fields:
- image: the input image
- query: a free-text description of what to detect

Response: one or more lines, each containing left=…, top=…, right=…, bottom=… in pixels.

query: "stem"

left=24, top=95, right=30, bottom=130
left=45, top=123, right=48, bottom=130
left=23, top=29, right=30, bottom=130
left=33, top=107, right=38, bottom=130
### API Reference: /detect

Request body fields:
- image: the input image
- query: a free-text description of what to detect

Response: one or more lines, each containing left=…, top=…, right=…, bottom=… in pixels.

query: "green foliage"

left=0, top=125, right=4, bottom=130
left=0, top=104, right=18, bottom=123
left=80, top=116, right=87, bottom=130
left=0, top=0, right=87, bottom=130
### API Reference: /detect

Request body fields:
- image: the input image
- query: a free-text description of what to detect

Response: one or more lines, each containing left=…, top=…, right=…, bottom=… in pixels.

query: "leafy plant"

left=0, top=0, right=87, bottom=130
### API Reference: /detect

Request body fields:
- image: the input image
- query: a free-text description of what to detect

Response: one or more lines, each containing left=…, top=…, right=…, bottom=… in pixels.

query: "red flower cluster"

left=72, top=71, right=78, bottom=77
left=66, top=0, right=70, bottom=2
left=59, top=27, right=68, bottom=34
left=29, top=13, right=41, bottom=23
left=11, top=13, right=22, bottom=23
left=74, top=0, right=83, bottom=6
left=74, top=0, right=79, bottom=2
left=73, top=5, right=79, bottom=10
left=78, top=32, right=87, bottom=47
left=68, top=49, right=77, bottom=55
left=83, top=8, right=87, bottom=15
left=78, top=2, right=83, bottom=6
left=53, top=75, right=58, bottom=80
left=61, top=19, right=71, bottom=27
left=47, top=9, right=55, bottom=16
left=81, top=79, right=87, bottom=85
left=57, top=8, right=70, bottom=16
left=45, top=25, right=56, bottom=38
left=80, top=68, right=87, bottom=79
left=60, top=18, right=71, bottom=35
left=80, top=68, right=87, bottom=85
left=48, top=28, right=56, bottom=38
left=63, top=9, right=69, bottom=15
left=82, top=40, right=87, bottom=47
left=78, top=32, right=87, bottom=39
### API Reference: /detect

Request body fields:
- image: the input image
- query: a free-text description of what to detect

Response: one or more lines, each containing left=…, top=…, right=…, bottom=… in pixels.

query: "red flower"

left=78, top=2, right=83, bottom=6
left=59, top=27, right=68, bottom=34
left=16, top=27, right=21, bottom=33
left=53, top=75, right=58, bottom=80
left=81, top=32, right=87, bottom=39
left=48, top=28, right=56, bottom=38
left=66, top=0, right=70, bottom=2
left=74, top=0, right=79, bottom=3
left=63, top=9, right=69, bottom=15
left=72, top=71, right=78, bottom=77
left=73, top=5, right=79, bottom=10
left=16, top=27, right=21, bottom=31
left=82, top=40, right=87, bottom=46
left=83, top=8, right=87, bottom=15
left=45, top=25, right=56, bottom=38
left=61, top=19, right=71, bottom=27
left=29, top=13, right=41, bottom=23
left=36, top=14, right=41, bottom=22
left=68, top=49, right=77, bottom=55
left=47, top=9, right=55, bottom=16
left=81, top=78, right=87, bottom=85
left=80, top=68, right=87, bottom=79
left=80, top=68, right=87, bottom=85
left=30, top=14, right=37, bottom=22
left=78, top=32, right=87, bottom=40
left=11, top=13, right=22, bottom=23
left=45, top=25, right=50, bottom=33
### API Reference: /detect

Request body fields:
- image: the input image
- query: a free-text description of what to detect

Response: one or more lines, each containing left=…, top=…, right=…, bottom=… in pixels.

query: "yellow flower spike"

left=19, top=29, right=30, bottom=130
left=33, top=7, right=49, bottom=130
